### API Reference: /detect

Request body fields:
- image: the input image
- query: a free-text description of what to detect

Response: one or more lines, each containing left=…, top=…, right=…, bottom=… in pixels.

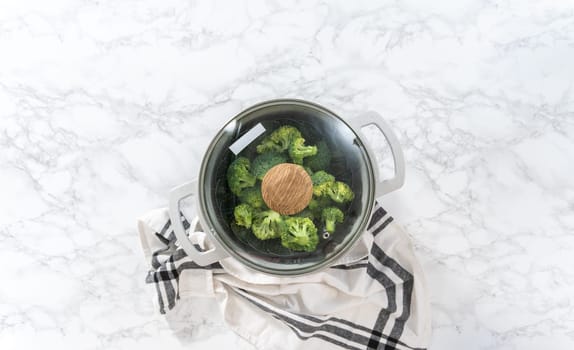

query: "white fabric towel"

left=138, top=202, right=431, bottom=350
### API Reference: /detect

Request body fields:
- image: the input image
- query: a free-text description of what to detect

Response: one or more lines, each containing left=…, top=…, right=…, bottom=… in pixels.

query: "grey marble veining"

left=1, top=0, right=574, bottom=349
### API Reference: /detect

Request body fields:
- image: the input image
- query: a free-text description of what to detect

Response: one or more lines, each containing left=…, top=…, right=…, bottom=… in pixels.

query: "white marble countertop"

left=2, top=1, right=574, bottom=349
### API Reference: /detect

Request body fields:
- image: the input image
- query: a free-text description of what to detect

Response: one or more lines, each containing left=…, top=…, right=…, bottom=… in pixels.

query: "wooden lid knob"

left=261, top=163, right=313, bottom=215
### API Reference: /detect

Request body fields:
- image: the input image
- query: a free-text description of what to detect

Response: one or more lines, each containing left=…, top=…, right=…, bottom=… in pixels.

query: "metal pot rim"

left=196, top=99, right=376, bottom=276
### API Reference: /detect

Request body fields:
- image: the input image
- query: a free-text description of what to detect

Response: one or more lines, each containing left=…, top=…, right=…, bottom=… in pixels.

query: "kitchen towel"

left=138, top=202, right=431, bottom=350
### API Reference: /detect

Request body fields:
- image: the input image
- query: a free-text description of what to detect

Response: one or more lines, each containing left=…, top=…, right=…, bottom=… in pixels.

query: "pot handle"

left=350, top=111, right=406, bottom=198
left=168, top=180, right=229, bottom=266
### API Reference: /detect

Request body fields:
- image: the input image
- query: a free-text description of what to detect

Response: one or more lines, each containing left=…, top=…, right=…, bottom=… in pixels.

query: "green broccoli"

left=321, top=207, right=344, bottom=233
left=327, top=181, right=355, bottom=203
left=311, top=170, right=335, bottom=186
left=251, top=152, right=287, bottom=180
left=238, top=186, right=265, bottom=209
left=227, top=125, right=352, bottom=248
left=251, top=210, right=286, bottom=240
left=305, top=140, right=331, bottom=171
left=227, top=157, right=256, bottom=196
left=308, top=196, right=333, bottom=218
left=256, top=125, right=302, bottom=154
left=234, top=203, right=254, bottom=228
left=281, top=217, right=319, bottom=252
left=311, top=170, right=336, bottom=196
left=288, top=137, right=318, bottom=164
left=295, top=209, right=315, bottom=220
left=313, top=182, right=332, bottom=196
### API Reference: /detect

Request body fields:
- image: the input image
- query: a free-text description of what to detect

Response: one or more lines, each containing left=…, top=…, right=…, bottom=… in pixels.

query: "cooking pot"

left=169, top=99, right=405, bottom=276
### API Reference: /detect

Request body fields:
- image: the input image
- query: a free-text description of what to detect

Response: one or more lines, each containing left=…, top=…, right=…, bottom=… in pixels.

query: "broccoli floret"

left=251, top=152, right=287, bottom=180
left=251, top=210, right=286, bottom=240
left=227, top=157, right=256, bottom=196
left=313, top=182, right=334, bottom=196
left=311, top=170, right=335, bottom=186
left=238, top=186, right=265, bottom=209
left=295, top=209, right=315, bottom=220
left=321, top=207, right=344, bottom=233
left=288, top=137, right=317, bottom=164
left=313, top=182, right=332, bottom=196
left=327, top=181, right=355, bottom=203
left=256, top=126, right=302, bottom=154
left=281, top=217, right=319, bottom=252
left=304, top=166, right=314, bottom=176
left=308, top=196, right=333, bottom=218
left=308, top=197, right=331, bottom=211
left=311, top=171, right=336, bottom=196
left=234, top=203, right=254, bottom=228
left=305, top=140, right=331, bottom=171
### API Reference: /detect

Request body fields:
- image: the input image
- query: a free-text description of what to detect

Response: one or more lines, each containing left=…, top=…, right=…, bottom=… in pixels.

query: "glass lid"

left=198, top=99, right=375, bottom=275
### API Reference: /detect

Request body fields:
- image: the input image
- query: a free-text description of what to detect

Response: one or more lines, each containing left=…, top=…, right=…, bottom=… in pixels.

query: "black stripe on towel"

left=368, top=206, right=387, bottom=230
left=367, top=243, right=414, bottom=349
